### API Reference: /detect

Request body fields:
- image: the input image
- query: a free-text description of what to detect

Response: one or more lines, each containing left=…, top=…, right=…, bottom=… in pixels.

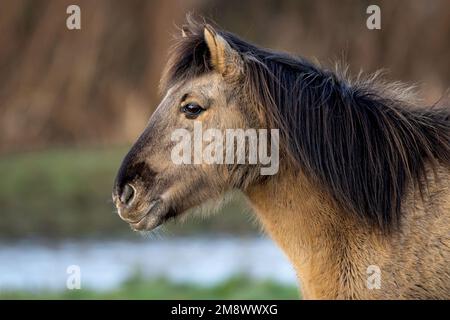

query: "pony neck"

left=245, top=167, right=378, bottom=299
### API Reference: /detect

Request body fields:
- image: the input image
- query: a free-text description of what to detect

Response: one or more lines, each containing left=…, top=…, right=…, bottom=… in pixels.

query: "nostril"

left=120, top=184, right=136, bottom=206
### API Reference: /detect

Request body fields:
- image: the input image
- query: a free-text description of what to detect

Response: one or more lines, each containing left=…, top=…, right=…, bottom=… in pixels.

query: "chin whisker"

left=138, top=225, right=166, bottom=239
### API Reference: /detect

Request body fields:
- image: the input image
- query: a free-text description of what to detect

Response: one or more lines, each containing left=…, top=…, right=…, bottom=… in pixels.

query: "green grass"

left=0, top=147, right=128, bottom=238
left=0, top=275, right=299, bottom=300
left=0, top=147, right=257, bottom=239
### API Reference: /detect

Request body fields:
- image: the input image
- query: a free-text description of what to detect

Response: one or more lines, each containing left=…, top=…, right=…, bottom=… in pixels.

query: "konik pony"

left=113, top=19, right=450, bottom=299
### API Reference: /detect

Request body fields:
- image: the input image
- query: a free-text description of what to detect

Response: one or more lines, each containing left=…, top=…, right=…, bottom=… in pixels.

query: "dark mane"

left=161, top=19, right=450, bottom=230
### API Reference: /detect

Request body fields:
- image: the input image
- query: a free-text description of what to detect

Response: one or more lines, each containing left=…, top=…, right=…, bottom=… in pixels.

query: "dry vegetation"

left=0, top=0, right=448, bottom=153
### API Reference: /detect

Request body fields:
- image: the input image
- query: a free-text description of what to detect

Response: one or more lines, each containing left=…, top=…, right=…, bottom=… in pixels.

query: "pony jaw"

left=127, top=198, right=178, bottom=231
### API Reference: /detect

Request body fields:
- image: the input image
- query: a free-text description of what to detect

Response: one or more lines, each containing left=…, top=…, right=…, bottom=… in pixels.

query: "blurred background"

left=0, top=0, right=449, bottom=299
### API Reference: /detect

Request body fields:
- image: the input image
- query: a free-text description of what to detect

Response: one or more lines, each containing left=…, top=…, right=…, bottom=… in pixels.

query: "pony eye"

left=181, top=103, right=204, bottom=118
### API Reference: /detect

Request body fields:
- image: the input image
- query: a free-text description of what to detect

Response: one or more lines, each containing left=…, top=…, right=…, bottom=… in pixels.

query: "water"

left=0, top=237, right=297, bottom=291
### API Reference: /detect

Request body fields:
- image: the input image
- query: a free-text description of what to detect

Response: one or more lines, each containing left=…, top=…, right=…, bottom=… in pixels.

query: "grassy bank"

left=0, top=275, right=298, bottom=300
left=0, top=147, right=257, bottom=239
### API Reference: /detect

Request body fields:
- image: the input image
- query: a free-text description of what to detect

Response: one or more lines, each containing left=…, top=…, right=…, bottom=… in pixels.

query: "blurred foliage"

left=0, top=274, right=299, bottom=299
left=1, top=1, right=448, bottom=237
left=0, top=148, right=257, bottom=239
left=0, top=0, right=448, bottom=153
left=0, top=0, right=446, bottom=298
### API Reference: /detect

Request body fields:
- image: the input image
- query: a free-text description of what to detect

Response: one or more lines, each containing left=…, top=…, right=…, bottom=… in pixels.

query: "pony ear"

left=203, top=25, right=243, bottom=80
